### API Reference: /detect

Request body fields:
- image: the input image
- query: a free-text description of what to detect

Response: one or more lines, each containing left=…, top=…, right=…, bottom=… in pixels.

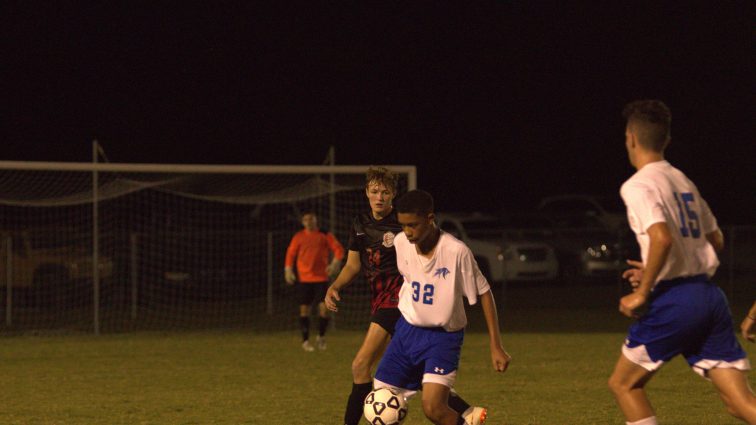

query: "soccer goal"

left=0, top=160, right=416, bottom=334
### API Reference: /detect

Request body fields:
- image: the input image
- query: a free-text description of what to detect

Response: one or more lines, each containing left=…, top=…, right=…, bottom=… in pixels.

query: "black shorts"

left=370, top=308, right=402, bottom=336
left=297, top=282, right=328, bottom=306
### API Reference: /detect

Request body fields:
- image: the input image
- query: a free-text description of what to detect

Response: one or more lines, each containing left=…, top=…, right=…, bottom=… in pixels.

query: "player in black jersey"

left=325, top=167, right=486, bottom=425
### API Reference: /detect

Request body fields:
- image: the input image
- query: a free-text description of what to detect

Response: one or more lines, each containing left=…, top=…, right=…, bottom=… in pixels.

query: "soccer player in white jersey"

left=607, top=100, right=755, bottom=424
left=373, top=190, right=510, bottom=425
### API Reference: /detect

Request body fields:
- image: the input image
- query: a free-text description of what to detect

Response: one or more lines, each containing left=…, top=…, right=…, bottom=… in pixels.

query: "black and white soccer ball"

left=363, top=387, right=408, bottom=425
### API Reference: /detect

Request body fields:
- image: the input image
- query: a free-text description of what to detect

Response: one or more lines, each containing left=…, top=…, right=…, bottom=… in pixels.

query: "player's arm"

left=705, top=229, right=724, bottom=253
left=284, top=235, right=299, bottom=285
left=619, top=222, right=672, bottom=317
left=479, top=289, right=511, bottom=373
left=324, top=250, right=361, bottom=312
left=325, top=233, right=346, bottom=277
left=740, top=300, right=756, bottom=342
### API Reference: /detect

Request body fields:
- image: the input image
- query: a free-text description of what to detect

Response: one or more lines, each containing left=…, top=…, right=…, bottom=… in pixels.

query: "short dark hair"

left=395, top=190, right=434, bottom=216
left=365, top=166, right=398, bottom=194
left=300, top=210, right=317, bottom=218
left=622, top=99, right=672, bottom=152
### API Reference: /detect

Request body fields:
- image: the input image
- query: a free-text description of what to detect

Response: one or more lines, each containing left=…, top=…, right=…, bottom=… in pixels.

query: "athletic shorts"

left=370, top=308, right=402, bottom=336
left=374, top=316, right=464, bottom=391
left=623, top=274, right=749, bottom=377
left=297, top=281, right=328, bottom=306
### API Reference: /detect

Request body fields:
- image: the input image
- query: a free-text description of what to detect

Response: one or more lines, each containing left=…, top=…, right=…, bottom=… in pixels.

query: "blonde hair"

left=365, top=166, right=397, bottom=194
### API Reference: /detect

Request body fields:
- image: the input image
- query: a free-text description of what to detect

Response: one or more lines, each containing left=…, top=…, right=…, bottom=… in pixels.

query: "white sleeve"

left=621, top=180, right=666, bottom=232
left=459, top=247, right=490, bottom=305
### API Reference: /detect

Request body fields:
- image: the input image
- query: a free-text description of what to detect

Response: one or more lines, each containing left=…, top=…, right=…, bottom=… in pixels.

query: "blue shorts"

left=625, top=274, right=746, bottom=369
left=375, top=316, right=464, bottom=391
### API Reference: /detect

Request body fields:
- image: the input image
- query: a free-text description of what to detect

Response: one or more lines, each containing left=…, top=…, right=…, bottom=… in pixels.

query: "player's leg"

left=708, top=367, right=756, bottom=422
left=343, top=322, right=392, bottom=425
left=420, top=326, right=469, bottom=425
left=298, top=284, right=315, bottom=351
left=608, top=353, right=657, bottom=423
left=314, top=282, right=329, bottom=350
left=690, top=283, right=755, bottom=421
left=422, top=382, right=461, bottom=425
left=448, top=390, right=486, bottom=424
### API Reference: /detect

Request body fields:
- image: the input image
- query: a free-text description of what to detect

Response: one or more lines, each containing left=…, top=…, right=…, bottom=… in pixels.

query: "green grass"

left=1, top=329, right=754, bottom=424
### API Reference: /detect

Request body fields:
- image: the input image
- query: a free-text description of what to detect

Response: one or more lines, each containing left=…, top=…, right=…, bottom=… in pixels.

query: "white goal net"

left=0, top=161, right=416, bottom=334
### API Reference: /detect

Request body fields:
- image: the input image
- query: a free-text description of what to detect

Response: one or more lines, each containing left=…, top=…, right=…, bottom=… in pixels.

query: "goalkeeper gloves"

left=326, top=259, right=342, bottom=279
left=284, top=267, right=297, bottom=285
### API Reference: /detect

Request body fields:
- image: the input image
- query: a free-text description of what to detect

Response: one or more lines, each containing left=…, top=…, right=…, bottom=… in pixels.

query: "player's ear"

left=427, top=212, right=435, bottom=223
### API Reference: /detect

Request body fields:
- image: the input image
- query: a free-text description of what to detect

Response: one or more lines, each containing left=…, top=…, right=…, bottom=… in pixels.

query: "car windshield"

left=461, top=220, right=509, bottom=240
left=592, top=196, right=625, bottom=214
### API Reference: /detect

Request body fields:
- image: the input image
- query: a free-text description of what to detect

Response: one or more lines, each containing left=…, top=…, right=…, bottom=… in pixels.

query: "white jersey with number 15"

left=620, top=160, right=720, bottom=286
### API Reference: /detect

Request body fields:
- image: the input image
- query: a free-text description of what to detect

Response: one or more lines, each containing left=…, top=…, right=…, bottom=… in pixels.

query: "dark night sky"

left=3, top=2, right=754, bottom=223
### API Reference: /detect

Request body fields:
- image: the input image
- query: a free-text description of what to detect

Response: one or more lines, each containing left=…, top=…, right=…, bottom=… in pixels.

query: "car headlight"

left=586, top=244, right=611, bottom=259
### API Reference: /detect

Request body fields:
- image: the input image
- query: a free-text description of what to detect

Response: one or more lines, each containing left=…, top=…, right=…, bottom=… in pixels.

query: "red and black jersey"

left=347, top=209, right=403, bottom=314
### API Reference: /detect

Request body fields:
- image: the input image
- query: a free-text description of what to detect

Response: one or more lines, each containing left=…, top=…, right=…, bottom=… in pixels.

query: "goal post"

left=0, top=161, right=416, bottom=334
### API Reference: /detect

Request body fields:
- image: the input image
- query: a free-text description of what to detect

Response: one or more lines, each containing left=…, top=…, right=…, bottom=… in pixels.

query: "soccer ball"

left=363, top=387, right=408, bottom=425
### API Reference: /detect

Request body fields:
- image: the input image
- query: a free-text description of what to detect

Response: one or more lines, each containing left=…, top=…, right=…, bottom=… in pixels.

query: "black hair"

left=622, top=99, right=672, bottom=152
left=395, top=190, right=434, bottom=215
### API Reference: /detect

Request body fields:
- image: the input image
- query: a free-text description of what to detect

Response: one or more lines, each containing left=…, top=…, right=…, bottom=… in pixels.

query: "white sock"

left=627, top=416, right=657, bottom=425
left=461, top=407, right=473, bottom=418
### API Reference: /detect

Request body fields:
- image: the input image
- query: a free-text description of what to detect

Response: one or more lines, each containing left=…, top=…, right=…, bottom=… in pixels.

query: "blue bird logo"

left=433, top=267, right=450, bottom=279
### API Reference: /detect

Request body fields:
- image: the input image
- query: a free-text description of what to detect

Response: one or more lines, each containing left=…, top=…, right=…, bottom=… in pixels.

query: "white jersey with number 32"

left=620, top=160, right=719, bottom=286
left=394, top=230, right=490, bottom=332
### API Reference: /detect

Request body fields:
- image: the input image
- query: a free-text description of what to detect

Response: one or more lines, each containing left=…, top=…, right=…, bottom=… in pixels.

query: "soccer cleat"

left=316, top=336, right=327, bottom=350
left=464, top=406, right=487, bottom=425
left=302, top=340, right=315, bottom=352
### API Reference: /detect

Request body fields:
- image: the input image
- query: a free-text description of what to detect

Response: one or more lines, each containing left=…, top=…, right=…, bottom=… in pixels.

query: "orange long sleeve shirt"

left=285, top=229, right=345, bottom=283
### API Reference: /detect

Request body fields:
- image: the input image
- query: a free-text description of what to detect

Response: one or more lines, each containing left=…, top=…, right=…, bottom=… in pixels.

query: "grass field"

left=1, top=328, right=754, bottom=424
left=1, top=280, right=754, bottom=424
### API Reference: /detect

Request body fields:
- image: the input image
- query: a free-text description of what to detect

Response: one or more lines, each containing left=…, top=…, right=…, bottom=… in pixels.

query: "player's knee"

left=721, top=392, right=754, bottom=420
left=607, top=374, right=631, bottom=395
left=351, top=356, right=371, bottom=379
left=421, top=398, right=447, bottom=423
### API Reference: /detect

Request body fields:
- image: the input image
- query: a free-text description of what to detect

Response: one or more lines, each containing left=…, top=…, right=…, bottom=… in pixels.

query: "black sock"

left=344, top=382, right=372, bottom=425
left=456, top=416, right=466, bottom=425
left=318, top=317, right=329, bottom=336
left=299, top=317, right=310, bottom=342
left=448, top=392, right=471, bottom=416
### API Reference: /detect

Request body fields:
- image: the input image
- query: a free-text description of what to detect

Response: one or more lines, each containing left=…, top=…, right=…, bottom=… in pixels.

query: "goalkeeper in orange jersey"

left=285, top=210, right=345, bottom=352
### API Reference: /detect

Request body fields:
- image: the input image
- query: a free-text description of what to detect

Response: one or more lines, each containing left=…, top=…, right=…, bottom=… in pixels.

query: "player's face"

left=366, top=181, right=395, bottom=216
left=301, top=213, right=317, bottom=231
left=625, top=126, right=637, bottom=168
left=398, top=212, right=435, bottom=244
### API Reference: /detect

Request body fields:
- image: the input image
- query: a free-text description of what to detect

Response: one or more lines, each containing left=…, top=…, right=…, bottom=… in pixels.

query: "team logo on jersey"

left=382, top=231, right=395, bottom=248
left=433, top=267, right=450, bottom=279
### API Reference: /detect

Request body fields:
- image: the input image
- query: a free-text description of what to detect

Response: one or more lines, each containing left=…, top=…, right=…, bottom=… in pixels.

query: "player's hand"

left=324, top=284, right=341, bottom=312
left=740, top=315, right=756, bottom=342
left=619, top=291, right=647, bottom=318
left=284, top=267, right=296, bottom=285
left=491, top=346, right=511, bottom=373
left=622, top=259, right=644, bottom=290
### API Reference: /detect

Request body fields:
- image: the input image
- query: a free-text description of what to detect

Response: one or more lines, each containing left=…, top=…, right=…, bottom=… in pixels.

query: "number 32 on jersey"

left=411, top=281, right=434, bottom=305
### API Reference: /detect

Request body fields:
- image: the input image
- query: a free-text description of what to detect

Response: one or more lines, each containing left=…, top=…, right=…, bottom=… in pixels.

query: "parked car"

left=0, top=229, right=114, bottom=297
left=546, top=214, right=637, bottom=279
left=435, top=213, right=559, bottom=283
left=537, top=194, right=627, bottom=232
